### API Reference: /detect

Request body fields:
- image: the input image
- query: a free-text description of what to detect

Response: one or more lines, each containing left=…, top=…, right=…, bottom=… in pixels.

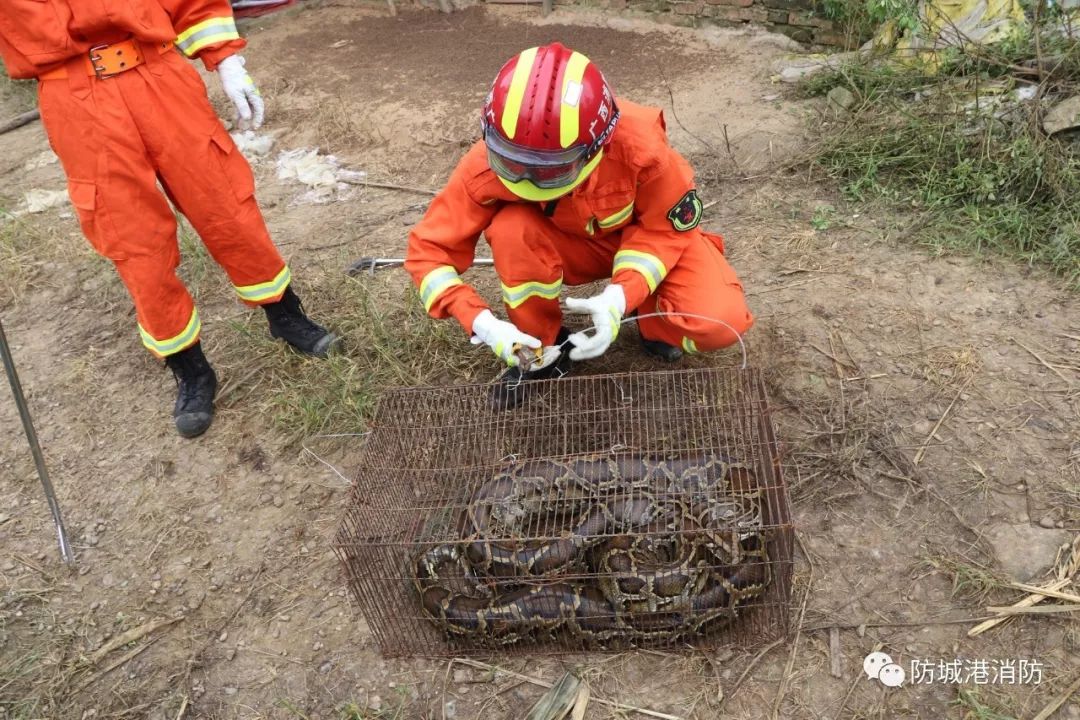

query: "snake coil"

left=413, top=453, right=771, bottom=647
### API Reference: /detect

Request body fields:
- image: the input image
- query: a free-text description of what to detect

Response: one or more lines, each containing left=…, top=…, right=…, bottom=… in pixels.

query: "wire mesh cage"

left=334, top=367, right=794, bottom=657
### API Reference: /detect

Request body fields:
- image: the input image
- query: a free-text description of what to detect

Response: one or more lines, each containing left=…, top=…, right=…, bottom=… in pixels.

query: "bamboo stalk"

left=968, top=578, right=1070, bottom=636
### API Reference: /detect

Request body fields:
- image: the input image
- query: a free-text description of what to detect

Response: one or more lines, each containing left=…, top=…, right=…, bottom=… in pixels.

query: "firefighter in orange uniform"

left=0, top=0, right=338, bottom=438
left=406, top=43, right=753, bottom=409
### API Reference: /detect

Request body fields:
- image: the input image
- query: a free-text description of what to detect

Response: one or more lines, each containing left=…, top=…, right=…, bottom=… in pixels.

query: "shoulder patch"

left=666, top=190, right=702, bottom=232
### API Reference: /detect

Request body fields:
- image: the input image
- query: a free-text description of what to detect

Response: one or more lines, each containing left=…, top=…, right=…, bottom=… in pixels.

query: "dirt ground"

left=1, top=2, right=1078, bottom=719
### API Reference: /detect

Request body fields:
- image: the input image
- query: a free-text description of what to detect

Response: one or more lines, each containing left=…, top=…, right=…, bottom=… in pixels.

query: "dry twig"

left=913, top=376, right=972, bottom=466
left=1010, top=336, right=1074, bottom=386
left=338, top=177, right=437, bottom=195
left=1032, top=672, right=1080, bottom=720
left=84, top=616, right=182, bottom=666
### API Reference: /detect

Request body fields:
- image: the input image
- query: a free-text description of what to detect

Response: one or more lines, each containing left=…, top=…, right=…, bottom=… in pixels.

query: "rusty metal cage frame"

left=334, top=366, right=794, bottom=657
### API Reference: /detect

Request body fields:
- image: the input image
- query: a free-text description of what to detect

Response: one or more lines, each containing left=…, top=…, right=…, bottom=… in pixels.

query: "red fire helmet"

left=482, top=42, right=619, bottom=201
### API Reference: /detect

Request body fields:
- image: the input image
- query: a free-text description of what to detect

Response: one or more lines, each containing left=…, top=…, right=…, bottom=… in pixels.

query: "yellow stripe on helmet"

left=559, top=51, right=591, bottom=149
left=501, top=47, right=539, bottom=140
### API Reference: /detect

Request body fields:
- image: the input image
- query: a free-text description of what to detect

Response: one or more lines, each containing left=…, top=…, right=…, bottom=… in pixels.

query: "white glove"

left=217, top=55, right=265, bottom=130
left=564, top=284, right=626, bottom=361
left=470, top=309, right=542, bottom=366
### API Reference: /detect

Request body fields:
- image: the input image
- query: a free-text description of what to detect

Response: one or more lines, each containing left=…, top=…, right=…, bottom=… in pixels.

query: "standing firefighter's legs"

left=37, top=44, right=335, bottom=436
left=145, top=52, right=339, bottom=357
left=635, top=233, right=753, bottom=356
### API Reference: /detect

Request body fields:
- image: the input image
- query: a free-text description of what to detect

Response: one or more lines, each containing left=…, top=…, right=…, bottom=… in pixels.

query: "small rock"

left=272, top=496, right=284, bottom=508
left=313, top=641, right=324, bottom=651
left=226, top=647, right=236, bottom=661
left=453, top=669, right=469, bottom=683
left=1057, top=521, right=1066, bottom=529
left=906, top=644, right=918, bottom=652
left=223, top=687, right=237, bottom=696
left=1043, top=95, right=1080, bottom=135
left=218, top=631, right=228, bottom=642
left=856, top=624, right=866, bottom=638
left=1039, top=516, right=1056, bottom=529
left=84, top=534, right=99, bottom=547
left=319, top=661, right=333, bottom=674
left=721, top=668, right=733, bottom=680
left=444, top=700, right=457, bottom=719
left=985, top=523, right=1071, bottom=581
left=826, top=87, right=858, bottom=114
left=278, top=614, right=291, bottom=622
left=1, top=560, right=15, bottom=572
left=369, top=695, right=382, bottom=711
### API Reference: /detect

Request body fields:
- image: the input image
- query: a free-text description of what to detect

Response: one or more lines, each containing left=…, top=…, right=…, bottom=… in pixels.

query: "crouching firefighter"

left=405, top=42, right=753, bottom=409
left=0, top=0, right=339, bottom=437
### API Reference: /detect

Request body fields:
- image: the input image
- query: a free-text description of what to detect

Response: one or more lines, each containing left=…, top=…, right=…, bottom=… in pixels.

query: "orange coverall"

left=0, top=1, right=290, bottom=357
left=405, top=100, right=753, bottom=354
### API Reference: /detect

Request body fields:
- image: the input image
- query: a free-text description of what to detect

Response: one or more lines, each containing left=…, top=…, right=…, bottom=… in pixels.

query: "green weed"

left=805, top=24, right=1080, bottom=287
left=951, top=688, right=1018, bottom=720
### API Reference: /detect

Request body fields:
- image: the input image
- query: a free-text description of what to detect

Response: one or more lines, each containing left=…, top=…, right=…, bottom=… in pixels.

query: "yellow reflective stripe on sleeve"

left=500, top=277, right=562, bottom=309
left=419, top=266, right=464, bottom=312
left=140, top=309, right=201, bottom=357
left=681, top=337, right=699, bottom=354
left=559, top=51, right=591, bottom=149
left=175, top=17, right=240, bottom=57
left=597, top=201, right=634, bottom=229
left=612, top=250, right=667, bottom=293
left=234, top=266, right=291, bottom=303
left=501, top=47, right=538, bottom=140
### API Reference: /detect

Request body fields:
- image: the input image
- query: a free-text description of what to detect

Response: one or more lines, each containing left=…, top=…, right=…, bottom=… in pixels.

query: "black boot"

left=640, top=336, right=684, bottom=363
left=490, top=328, right=574, bottom=411
left=263, top=286, right=339, bottom=358
left=164, top=342, right=218, bottom=438
left=631, top=310, right=683, bottom=363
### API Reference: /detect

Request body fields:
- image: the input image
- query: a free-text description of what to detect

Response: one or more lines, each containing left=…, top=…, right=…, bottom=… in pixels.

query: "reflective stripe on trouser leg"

left=234, top=265, right=291, bottom=303
left=139, top=308, right=201, bottom=357
left=501, top=277, right=562, bottom=309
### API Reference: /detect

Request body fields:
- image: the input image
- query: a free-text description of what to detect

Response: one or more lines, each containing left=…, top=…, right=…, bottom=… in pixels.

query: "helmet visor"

left=484, top=129, right=593, bottom=189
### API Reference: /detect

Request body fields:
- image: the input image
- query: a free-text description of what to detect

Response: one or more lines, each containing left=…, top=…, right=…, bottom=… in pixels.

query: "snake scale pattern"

left=412, top=453, right=772, bottom=647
